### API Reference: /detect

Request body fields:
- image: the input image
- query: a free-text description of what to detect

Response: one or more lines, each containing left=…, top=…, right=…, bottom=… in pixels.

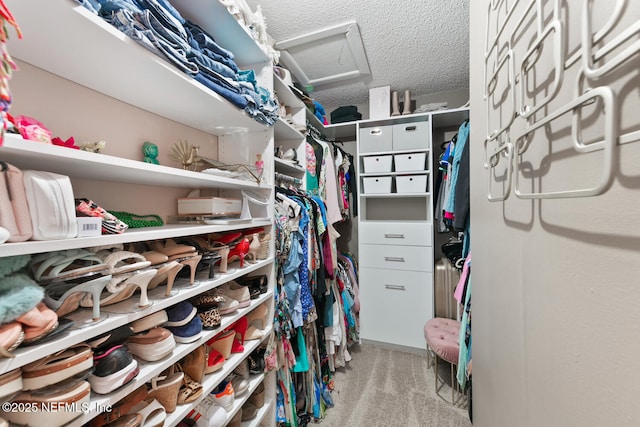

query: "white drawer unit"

left=362, top=176, right=393, bottom=194
left=362, top=155, right=393, bottom=173
left=392, top=121, right=430, bottom=150
left=359, top=267, right=433, bottom=349
left=359, top=221, right=432, bottom=246
left=359, top=125, right=393, bottom=153
left=359, top=243, right=433, bottom=272
left=396, top=174, right=428, bottom=193
left=394, top=152, right=427, bottom=172
left=357, top=110, right=469, bottom=350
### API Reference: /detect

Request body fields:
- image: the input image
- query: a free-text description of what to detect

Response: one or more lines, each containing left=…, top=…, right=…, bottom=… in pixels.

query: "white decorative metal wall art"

left=482, top=0, right=639, bottom=201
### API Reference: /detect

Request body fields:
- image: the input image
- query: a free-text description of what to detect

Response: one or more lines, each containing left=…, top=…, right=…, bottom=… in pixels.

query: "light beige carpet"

left=320, top=342, right=472, bottom=427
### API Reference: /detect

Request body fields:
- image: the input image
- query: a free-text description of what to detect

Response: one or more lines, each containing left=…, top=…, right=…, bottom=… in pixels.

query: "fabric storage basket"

left=394, top=152, right=426, bottom=172
left=362, top=155, right=393, bottom=173
left=359, top=125, right=393, bottom=153
left=392, top=121, right=429, bottom=150
left=395, top=174, right=428, bottom=193
left=362, top=176, right=393, bottom=194
left=23, top=170, right=78, bottom=240
left=0, top=162, right=33, bottom=242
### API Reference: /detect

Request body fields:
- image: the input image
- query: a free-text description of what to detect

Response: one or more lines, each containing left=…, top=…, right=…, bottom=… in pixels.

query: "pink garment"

left=454, top=252, right=471, bottom=303
left=319, top=140, right=343, bottom=225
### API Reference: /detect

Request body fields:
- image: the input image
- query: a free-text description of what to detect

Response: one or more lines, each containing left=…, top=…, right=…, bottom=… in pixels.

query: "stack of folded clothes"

left=330, top=105, right=362, bottom=124
left=79, top=0, right=279, bottom=126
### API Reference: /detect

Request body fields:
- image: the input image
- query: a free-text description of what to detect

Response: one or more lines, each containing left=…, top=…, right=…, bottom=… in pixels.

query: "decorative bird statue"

left=169, top=140, right=200, bottom=171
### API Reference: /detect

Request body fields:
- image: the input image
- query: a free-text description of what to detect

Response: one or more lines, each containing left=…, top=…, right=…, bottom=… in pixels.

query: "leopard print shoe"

left=197, top=307, right=221, bottom=330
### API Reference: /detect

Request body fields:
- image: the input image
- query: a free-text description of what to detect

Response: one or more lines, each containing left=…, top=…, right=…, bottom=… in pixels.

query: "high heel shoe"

left=81, top=268, right=157, bottom=308
left=231, top=317, right=248, bottom=354
left=206, top=330, right=235, bottom=360
left=245, top=302, right=269, bottom=330
left=148, top=239, right=196, bottom=260
left=175, top=254, right=202, bottom=286
left=44, top=274, right=112, bottom=320
left=148, top=261, right=183, bottom=296
left=216, top=246, right=230, bottom=273
left=227, top=238, right=250, bottom=268
left=147, top=371, right=183, bottom=413
left=245, top=233, right=260, bottom=263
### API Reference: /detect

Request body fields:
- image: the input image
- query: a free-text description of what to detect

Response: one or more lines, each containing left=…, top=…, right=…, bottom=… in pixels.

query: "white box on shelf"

left=178, top=197, right=242, bottom=215
left=76, top=217, right=102, bottom=237
left=394, top=153, right=426, bottom=172
left=396, top=174, right=428, bottom=193
left=369, top=86, right=390, bottom=120
left=363, top=176, right=393, bottom=194
left=362, top=155, right=393, bottom=173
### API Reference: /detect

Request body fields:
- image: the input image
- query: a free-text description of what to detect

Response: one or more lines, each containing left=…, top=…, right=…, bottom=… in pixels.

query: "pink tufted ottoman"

left=424, top=318, right=465, bottom=406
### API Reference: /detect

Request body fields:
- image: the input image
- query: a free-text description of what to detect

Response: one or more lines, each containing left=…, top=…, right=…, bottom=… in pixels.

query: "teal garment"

left=292, top=327, right=310, bottom=372
left=445, top=121, right=470, bottom=214
left=457, top=279, right=472, bottom=388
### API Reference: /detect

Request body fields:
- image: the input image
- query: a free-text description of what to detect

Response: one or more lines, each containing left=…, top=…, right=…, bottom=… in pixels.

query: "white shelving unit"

left=273, top=74, right=306, bottom=188
left=356, top=109, right=469, bottom=350
left=1, top=1, right=277, bottom=426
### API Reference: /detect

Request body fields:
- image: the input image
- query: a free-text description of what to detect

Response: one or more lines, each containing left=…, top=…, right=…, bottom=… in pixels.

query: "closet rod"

left=275, top=172, right=302, bottom=186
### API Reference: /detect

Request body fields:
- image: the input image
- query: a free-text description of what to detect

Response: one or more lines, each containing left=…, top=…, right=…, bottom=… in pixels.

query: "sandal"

left=205, top=348, right=224, bottom=374
left=128, top=398, right=166, bottom=427
left=29, top=249, right=108, bottom=283
left=44, top=274, right=112, bottom=320
left=96, top=250, right=151, bottom=275
left=148, top=261, right=183, bottom=296
left=81, top=269, right=157, bottom=308
left=147, top=372, right=183, bottom=413
left=17, top=302, right=59, bottom=344
left=0, top=323, right=23, bottom=358
left=172, top=364, right=202, bottom=405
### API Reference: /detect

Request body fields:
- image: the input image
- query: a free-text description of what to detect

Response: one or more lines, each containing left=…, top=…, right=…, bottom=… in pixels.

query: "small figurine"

left=255, top=153, right=264, bottom=179
left=78, top=140, right=106, bottom=153
left=142, top=141, right=159, bottom=164
left=168, top=140, right=200, bottom=171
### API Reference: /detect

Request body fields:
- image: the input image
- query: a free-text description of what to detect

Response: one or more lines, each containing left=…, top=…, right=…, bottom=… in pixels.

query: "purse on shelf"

left=0, top=161, right=34, bottom=242
left=23, top=170, right=78, bottom=240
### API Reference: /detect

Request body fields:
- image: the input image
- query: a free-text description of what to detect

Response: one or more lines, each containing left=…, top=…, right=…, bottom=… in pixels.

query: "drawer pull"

left=384, top=257, right=405, bottom=262
left=405, top=125, right=417, bottom=131
left=384, top=233, right=405, bottom=239
left=370, top=128, right=382, bottom=135
left=385, top=284, right=406, bottom=291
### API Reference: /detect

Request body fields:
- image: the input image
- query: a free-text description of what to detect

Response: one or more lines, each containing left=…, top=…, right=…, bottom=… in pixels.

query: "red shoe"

left=227, top=238, right=250, bottom=268
left=230, top=317, right=248, bottom=353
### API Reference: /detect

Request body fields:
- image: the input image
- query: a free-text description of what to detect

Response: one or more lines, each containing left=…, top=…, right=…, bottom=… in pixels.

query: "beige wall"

left=9, top=60, right=218, bottom=217
left=470, top=1, right=640, bottom=426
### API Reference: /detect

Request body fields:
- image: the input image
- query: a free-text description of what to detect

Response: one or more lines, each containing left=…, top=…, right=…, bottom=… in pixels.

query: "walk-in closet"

left=1, top=1, right=640, bottom=427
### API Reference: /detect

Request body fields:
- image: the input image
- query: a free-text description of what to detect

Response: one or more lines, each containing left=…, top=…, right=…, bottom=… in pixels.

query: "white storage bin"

left=362, top=155, right=393, bottom=173
left=363, top=176, right=393, bottom=194
left=396, top=174, right=428, bottom=193
left=394, top=153, right=426, bottom=172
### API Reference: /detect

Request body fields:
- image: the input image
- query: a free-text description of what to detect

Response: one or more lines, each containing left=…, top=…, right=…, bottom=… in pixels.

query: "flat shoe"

left=22, top=343, right=93, bottom=390
left=1, top=380, right=91, bottom=427
left=0, top=369, right=22, bottom=401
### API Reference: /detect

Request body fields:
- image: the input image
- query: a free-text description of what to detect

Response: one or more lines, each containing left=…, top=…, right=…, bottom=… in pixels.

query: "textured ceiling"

left=245, top=0, right=470, bottom=110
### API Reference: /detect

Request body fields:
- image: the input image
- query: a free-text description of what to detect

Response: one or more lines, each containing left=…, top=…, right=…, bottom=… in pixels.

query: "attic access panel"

left=275, top=21, right=371, bottom=88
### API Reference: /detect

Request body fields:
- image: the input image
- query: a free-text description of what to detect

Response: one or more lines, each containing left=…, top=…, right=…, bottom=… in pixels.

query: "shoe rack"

left=0, top=1, right=277, bottom=426
left=356, top=108, right=469, bottom=350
